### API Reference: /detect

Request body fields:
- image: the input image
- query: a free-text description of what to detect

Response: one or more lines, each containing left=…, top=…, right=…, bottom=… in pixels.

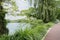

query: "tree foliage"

left=27, top=0, right=57, bottom=23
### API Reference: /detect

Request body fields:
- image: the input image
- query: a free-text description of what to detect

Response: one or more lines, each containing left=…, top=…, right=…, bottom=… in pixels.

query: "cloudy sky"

left=15, top=0, right=30, bottom=11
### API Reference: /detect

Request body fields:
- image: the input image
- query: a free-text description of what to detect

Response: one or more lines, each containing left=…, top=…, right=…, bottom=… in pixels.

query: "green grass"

left=0, top=20, right=54, bottom=40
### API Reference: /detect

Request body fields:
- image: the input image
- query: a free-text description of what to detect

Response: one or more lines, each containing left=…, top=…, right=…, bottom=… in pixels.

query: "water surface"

left=6, top=23, right=31, bottom=35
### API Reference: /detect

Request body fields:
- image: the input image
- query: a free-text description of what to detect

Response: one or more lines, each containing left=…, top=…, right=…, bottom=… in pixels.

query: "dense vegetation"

left=0, top=0, right=60, bottom=40
left=21, top=0, right=60, bottom=23
left=0, top=20, right=54, bottom=40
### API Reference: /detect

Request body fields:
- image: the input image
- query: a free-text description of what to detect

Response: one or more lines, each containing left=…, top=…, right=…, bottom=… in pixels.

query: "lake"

left=6, top=23, right=31, bottom=35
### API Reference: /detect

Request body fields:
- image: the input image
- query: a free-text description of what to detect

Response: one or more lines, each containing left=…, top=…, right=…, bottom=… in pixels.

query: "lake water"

left=6, top=23, right=31, bottom=35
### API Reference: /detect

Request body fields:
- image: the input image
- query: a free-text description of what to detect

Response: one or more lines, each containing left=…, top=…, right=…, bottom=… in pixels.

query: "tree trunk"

left=0, top=0, right=8, bottom=35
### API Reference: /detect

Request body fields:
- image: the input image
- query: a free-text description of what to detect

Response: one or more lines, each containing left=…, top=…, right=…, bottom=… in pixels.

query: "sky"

left=15, top=0, right=30, bottom=11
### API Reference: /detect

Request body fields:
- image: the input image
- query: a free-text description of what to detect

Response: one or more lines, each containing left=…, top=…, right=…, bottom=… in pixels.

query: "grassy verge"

left=0, top=19, right=54, bottom=40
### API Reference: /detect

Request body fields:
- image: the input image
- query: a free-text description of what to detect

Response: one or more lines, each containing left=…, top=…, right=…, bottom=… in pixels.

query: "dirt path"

left=44, top=23, right=60, bottom=40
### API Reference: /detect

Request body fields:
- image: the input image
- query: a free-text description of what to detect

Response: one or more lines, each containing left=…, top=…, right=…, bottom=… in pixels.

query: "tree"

left=28, top=0, right=57, bottom=23
left=0, top=0, right=8, bottom=35
left=56, top=0, right=60, bottom=20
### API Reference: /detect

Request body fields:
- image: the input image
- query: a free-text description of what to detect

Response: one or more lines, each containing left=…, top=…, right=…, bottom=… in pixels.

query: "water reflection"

left=6, top=23, right=31, bottom=35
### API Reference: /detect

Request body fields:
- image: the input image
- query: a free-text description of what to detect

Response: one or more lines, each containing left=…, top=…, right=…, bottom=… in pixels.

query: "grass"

left=0, top=19, right=54, bottom=40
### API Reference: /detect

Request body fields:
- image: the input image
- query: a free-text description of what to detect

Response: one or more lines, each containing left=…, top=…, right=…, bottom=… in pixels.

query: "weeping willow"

left=0, top=0, right=8, bottom=35
left=29, top=0, right=57, bottom=23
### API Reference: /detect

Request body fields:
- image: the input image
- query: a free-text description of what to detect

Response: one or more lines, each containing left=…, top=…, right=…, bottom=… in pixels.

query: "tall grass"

left=0, top=21, right=54, bottom=40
